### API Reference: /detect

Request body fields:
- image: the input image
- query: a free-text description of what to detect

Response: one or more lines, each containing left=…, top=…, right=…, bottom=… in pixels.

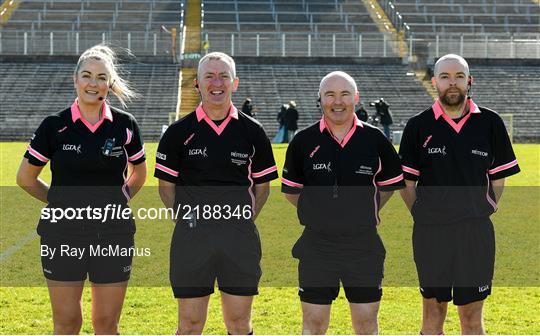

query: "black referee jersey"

left=24, top=99, right=146, bottom=235
left=399, top=99, right=520, bottom=225
left=154, top=104, right=278, bottom=213
left=281, top=115, right=405, bottom=236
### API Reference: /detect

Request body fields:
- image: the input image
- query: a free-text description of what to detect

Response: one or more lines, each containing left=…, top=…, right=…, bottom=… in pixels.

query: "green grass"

left=1, top=142, right=539, bottom=334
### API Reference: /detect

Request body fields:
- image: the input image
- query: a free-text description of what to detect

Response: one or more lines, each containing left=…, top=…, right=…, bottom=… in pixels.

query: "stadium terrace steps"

left=178, top=68, right=199, bottom=118
left=0, top=0, right=23, bottom=27
left=0, top=62, right=179, bottom=141
left=184, top=0, right=202, bottom=54
left=360, top=0, right=408, bottom=58
left=413, top=70, right=438, bottom=101
left=176, top=0, right=202, bottom=120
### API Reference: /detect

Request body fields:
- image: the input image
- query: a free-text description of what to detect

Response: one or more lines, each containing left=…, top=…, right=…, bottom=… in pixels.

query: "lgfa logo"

left=189, top=147, right=208, bottom=157
left=313, top=162, right=332, bottom=172
left=428, top=146, right=446, bottom=156
left=63, top=144, right=82, bottom=154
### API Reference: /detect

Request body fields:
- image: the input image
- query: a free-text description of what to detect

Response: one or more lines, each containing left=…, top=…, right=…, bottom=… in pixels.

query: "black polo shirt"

left=281, top=115, right=405, bottom=236
left=399, top=99, right=520, bottom=225
left=24, top=99, right=146, bottom=235
left=154, top=104, right=278, bottom=214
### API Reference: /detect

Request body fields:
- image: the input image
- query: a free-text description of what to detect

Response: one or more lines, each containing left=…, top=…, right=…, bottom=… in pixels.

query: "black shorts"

left=40, top=234, right=134, bottom=284
left=419, top=285, right=492, bottom=306
left=413, top=218, right=495, bottom=304
left=170, top=220, right=261, bottom=298
left=293, top=229, right=385, bottom=305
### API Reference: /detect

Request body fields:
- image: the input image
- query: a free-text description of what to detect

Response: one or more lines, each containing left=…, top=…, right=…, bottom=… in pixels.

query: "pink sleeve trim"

left=377, top=173, right=404, bottom=186
left=125, top=128, right=133, bottom=145
left=252, top=166, right=277, bottom=178
left=281, top=177, right=303, bottom=188
left=122, top=184, right=131, bottom=202
left=155, top=163, right=179, bottom=177
left=27, top=146, right=50, bottom=163
left=488, top=159, right=518, bottom=175
left=128, top=147, right=145, bottom=162
left=402, top=165, right=420, bottom=176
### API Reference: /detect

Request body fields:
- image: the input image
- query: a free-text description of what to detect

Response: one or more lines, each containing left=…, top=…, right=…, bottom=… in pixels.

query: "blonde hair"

left=75, top=44, right=138, bottom=108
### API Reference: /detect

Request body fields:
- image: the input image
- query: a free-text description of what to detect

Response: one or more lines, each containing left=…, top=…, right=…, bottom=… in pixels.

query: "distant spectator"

left=273, top=104, right=288, bottom=143
left=283, top=100, right=299, bottom=142
left=355, top=103, right=368, bottom=122
left=241, top=97, right=259, bottom=118
left=370, top=98, right=393, bottom=139
left=424, top=66, right=434, bottom=81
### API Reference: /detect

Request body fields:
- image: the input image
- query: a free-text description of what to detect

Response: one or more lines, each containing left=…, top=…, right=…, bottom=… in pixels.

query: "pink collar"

left=71, top=98, right=113, bottom=133
left=319, top=114, right=363, bottom=148
left=195, top=103, right=238, bottom=136
left=432, top=98, right=480, bottom=120
left=432, top=98, right=481, bottom=134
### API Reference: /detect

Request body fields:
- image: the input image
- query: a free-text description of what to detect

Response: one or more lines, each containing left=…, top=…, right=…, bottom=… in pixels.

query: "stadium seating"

left=1, top=0, right=538, bottom=142
left=3, top=0, right=182, bottom=33
left=0, top=61, right=178, bottom=141
left=1, top=0, right=183, bottom=56
left=201, top=0, right=400, bottom=58
left=2, top=59, right=537, bottom=141
left=469, top=64, right=540, bottom=141
left=231, top=61, right=434, bottom=137
left=231, top=61, right=539, bottom=141
left=383, top=0, right=540, bottom=36
left=202, top=0, right=379, bottom=33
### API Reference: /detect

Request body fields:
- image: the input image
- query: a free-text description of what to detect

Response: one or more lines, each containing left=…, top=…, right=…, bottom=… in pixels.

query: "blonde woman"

left=16, top=45, right=146, bottom=334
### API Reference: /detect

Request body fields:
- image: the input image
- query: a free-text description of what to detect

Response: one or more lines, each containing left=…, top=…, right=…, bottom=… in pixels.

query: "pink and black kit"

left=154, top=104, right=278, bottom=299
left=24, top=100, right=145, bottom=283
left=282, top=115, right=404, bottom=305
left=399, top=99, right=520, bottom=305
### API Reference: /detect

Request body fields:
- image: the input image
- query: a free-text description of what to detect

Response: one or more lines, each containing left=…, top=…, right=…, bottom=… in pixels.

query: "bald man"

left=399, top=54, right=520, bottom=334
left=281, top=71, right=405, bottom=334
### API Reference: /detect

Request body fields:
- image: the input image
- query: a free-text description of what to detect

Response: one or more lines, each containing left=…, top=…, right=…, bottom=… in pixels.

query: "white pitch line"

left=0, top=231, right=37, bottom=262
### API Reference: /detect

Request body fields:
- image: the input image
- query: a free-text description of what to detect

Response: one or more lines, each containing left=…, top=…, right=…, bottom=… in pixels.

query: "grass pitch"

left=0, top=142, right=539, bottom=334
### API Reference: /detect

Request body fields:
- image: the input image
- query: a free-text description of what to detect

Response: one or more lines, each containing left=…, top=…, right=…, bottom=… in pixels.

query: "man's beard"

left=439, top=88, right=466, bottom=106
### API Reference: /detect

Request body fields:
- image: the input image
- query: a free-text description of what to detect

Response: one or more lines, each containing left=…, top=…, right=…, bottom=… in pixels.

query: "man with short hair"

left=399, top=54, right=520, bottom=335
left=282, top=71, right=404, bottom=334
left=155, top=52, right=278, bottom=334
